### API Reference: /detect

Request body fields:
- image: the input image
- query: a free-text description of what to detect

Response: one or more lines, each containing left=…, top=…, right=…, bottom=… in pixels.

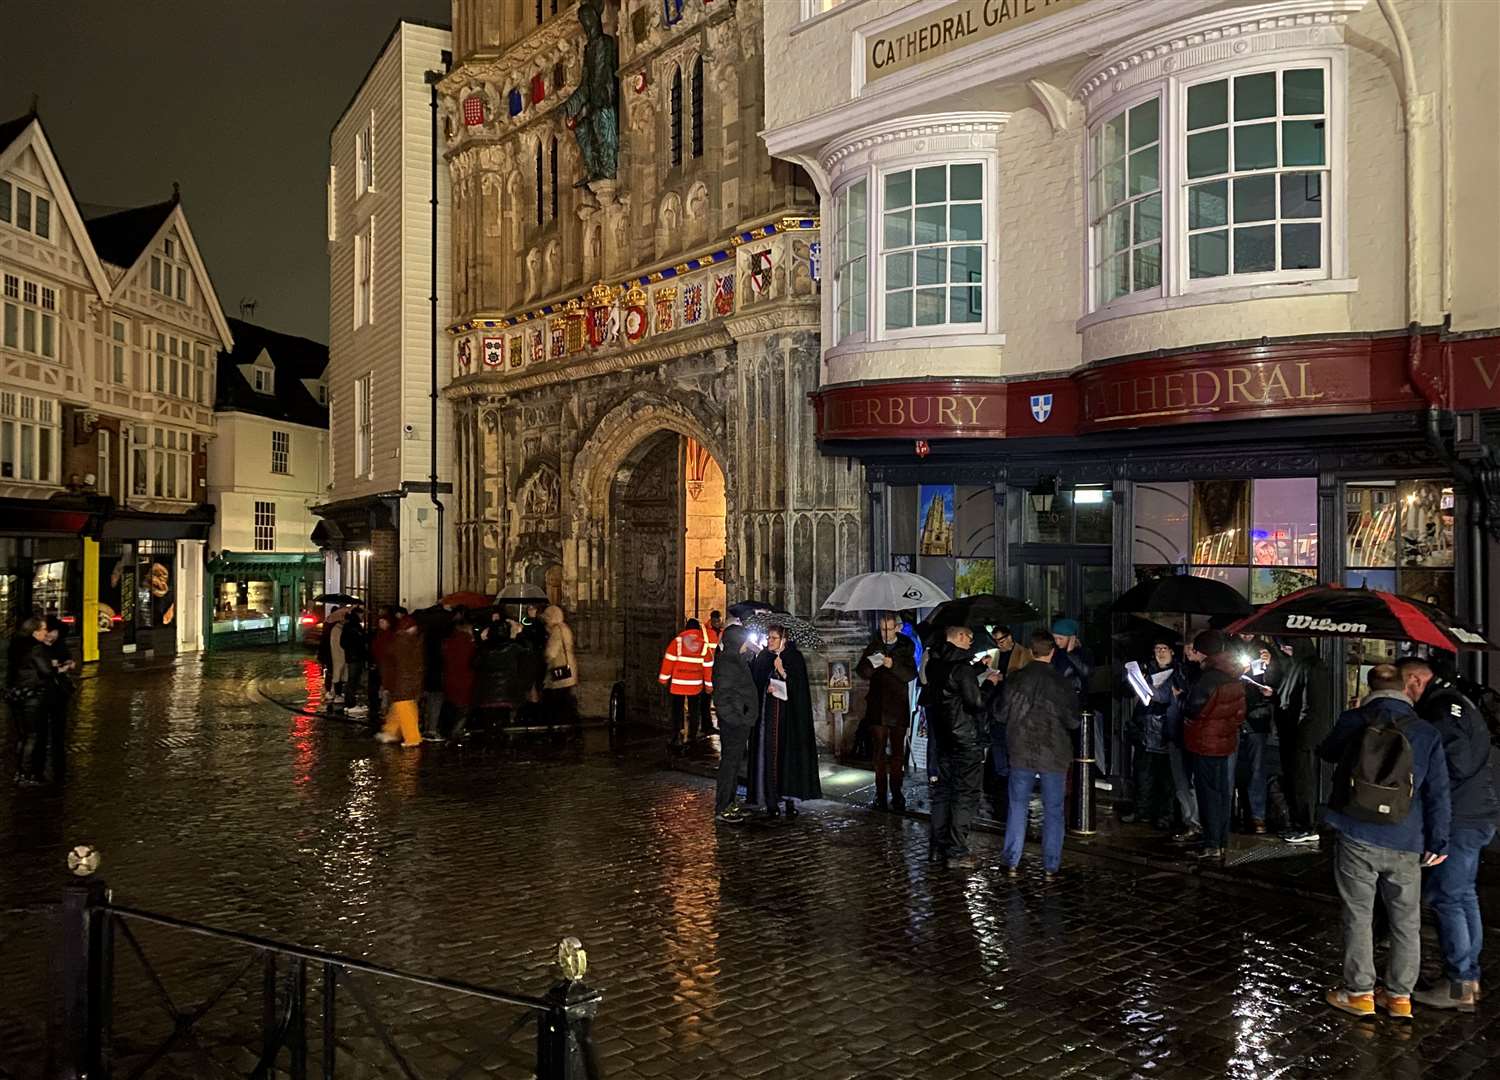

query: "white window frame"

left=1080, top=48, right=1349, bottom=325
left=254, top=500, right=277, bottom=552
left=0, top=392, right=59, bottom=485
left=148, top=425, right=193, bottom=501
left=327, top=165, right=338, bottom=242
left=271, top=429, right=290, bottom=475
left=0, top=178, right=51, bottom=241
left=111, top=319, right=128, bottom=383
left=356, top=113, right=375, bottom=198
left=354, top=218, right=374, bottom=328
left=2, top=273, right=58, bottom=360
left=97, top=428, right=111, bottom=496
left=831, top=177, right=868, bottom=346
left=253, top=364, right=275, bottom=394
left=150, top=236, right=191, bottom=303
left=353, top=373, right=373, bottom=479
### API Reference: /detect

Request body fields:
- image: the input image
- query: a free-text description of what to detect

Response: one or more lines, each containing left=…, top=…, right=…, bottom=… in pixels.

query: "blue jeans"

left=1187, top=752, right=1235, bottom=850
left=1003, top=768, right=1066, bottom=873
left=1239, top=730, right=1269, bottom=822
left=1425, top=824, right=1496, bottom=983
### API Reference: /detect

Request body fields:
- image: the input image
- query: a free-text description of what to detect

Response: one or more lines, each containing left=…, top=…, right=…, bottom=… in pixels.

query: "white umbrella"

left=821, top=572, right=951, bottom=612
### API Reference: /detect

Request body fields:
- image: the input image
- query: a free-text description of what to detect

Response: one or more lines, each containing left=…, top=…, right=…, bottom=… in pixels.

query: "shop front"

left=816, top=331, right=1500, bottom=785
left=205, top=551, right=323, bottom=650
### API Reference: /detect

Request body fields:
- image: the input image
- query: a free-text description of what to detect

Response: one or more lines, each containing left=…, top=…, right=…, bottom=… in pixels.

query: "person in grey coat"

left=711, top=625, right=760, bottom=823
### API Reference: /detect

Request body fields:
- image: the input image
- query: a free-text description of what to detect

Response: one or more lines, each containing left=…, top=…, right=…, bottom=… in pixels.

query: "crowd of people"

left=315, top=601, right=577, bottom=747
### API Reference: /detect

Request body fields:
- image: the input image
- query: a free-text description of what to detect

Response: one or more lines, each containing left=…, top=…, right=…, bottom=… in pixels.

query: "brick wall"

left=369, top=527, right=400, bottom=610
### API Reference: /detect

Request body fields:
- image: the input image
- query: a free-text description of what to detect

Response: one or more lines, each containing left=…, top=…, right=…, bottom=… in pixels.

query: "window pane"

left=1282, top=120, right=1325, bottom=166
left=1103, top=160, right=1125, bottom=206
left=1106, top=207, right=1129, bottom=253
left=1192, top=480, right=1249, bottom=564
left=1399, top=480, right=1455, bottom=566
left=1187, top=79, right=1227, bottom=130
left=1188, top=181, right=1228, bottom=229
left=16, top=189, right=30, bottom=230
left=1252, top=567, right=1317, bottom=605
left=176, top=266, right=187, bottom=299
left=23, top=309, right=35, bottom=352
left=884, top=170, right=911, bottom=209
left=949, top=286, right=982, bottom=324
left=886, top=251, right=912, bottom=289
left=883, top=211, right=910, bottom=249
left=35, top=197, right=50, bottom=239
left=885, top=290, right=912, bottom=329
left=1280, top=172, right=1323, bottom=218
left=1128, top=99, right=1159, bottom=149
left=1102, top=252, right=1129, bottom=301
left=1190, top=231, right=1229, bottom=278
left=1233, top=174, right=1276, bottom=223
left=1133, top=244, right=1162, bottom=291
left=1250, top=478, right=1318, bottom=566
left=915, top=247, right=946, bottom=285
left=949, top=203, right=982, bottom=242
left=1187, top=129, right=1228, bottom=178
left=1281, top=223, right=1322, bottom=269
left=950, top=246, right=983, bottom=285
left=1134, top=193, right=1162, bottom=243
left=1283, top=68, right=1324, bottom=116
left=950, top=163, right=981, bottom=201
left=40, top=314, right=53, bottom=357
left=914, top=204, right=945, bottom=244
left=1234, top=123, right=1277, bottom=170
left=914, top=165, right=945, bottom=204
left=1234, top=72, right=1276, bottom=120
left=914, top=288, right=945, bottom=326
left=2, top=304, right=13, bottom=347
left=1102, top=113, right=1126, bottom=160
left=151, top=257, right=161, bottom=290
left=1128, top=146, right=1158, bottom=196
left=1234, top=224, right=1275, bottom=272
left=1133, top=481, right=1191, bottom=565
left=0, top=179, right=9, bottom=222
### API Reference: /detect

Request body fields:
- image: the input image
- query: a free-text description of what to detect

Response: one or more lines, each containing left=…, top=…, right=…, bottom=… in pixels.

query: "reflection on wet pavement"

left=0, top=649, right=1496, bottom=1078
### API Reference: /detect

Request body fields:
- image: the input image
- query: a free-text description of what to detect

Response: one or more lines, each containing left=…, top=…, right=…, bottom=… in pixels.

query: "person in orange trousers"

left=376, top=615, right=425, bottom=748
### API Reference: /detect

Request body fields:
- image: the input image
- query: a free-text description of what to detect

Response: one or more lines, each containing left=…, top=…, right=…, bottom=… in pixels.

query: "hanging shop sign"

left=865, top=0, right=1083, bottom=83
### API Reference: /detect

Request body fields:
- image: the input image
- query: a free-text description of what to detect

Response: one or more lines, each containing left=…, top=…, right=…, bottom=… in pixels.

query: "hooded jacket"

left=1319, top=690, right=1451, bottom=855
left=711, top=625, right=759, bottom=729
left=1001, top=658, right=1081, bottom=773
left=541, top=605, right=577, bottom=689
left=1182, top=651, right=1247, bottom=757
left=1415, top=677, right=1499, bottom=828
left=659, top=627, right=713, bottom=696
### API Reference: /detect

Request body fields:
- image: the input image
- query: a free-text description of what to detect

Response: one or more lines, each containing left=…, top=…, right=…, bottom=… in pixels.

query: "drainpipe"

left=1377, top=0, right=1424, bottom=332
left=425, top=56, right=451, bottom=600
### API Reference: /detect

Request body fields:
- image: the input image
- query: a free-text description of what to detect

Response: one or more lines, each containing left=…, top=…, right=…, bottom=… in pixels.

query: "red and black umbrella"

left=1223, top=584, right=1493, bottom=651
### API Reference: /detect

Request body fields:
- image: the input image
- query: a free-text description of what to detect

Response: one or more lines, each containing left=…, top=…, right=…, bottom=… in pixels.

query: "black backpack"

left=1331, top=712, right=1416, bottom=824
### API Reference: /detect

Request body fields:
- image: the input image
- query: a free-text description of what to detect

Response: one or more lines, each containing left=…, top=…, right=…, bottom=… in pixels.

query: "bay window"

left=881, top=162, right=985, bottom=331
left=150, top=427, right=193, bottom=501
left=0, top=392, right=58, bottom=484
left=1085, top=56, right=1339, bottom=315
left=832, top=178, right=867, bottom=342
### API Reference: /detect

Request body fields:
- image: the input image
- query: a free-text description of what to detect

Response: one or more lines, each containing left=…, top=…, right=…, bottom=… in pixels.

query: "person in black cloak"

left=748, top=624, right=822, bottom=817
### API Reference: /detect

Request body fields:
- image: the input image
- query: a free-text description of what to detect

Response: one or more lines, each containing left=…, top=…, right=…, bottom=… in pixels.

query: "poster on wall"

left=891, top=553, right=914, bottom=574
left=955, top=558, right=995, bottom=598
left=918, top=485, right=955, bottom=557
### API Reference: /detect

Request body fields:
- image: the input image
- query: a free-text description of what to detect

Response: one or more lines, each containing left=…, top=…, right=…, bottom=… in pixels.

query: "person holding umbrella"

left=926, top=625, right=1001, bottom=867
left=855, top=613, right=918, bottom=812
left=748, top=624, right=822, bottom=816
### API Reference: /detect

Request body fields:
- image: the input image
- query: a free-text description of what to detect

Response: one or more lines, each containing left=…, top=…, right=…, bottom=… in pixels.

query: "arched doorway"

left=611, top=430, right=726, bottom=727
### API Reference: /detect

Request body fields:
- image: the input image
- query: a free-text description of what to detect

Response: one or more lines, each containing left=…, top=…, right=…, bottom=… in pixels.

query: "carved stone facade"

left=442, top=1, right=865, bottom=723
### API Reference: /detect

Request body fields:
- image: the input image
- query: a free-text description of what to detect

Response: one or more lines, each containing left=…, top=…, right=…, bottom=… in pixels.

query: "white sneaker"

left=373, top=732, right=398, bottom=744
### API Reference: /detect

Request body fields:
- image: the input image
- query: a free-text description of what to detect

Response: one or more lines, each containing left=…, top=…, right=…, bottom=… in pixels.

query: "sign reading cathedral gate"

left=865, top=0, right=1082, bottom=82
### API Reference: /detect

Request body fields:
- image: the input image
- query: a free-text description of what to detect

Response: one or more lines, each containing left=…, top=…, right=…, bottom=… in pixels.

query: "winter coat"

left=924, top=640, right=992, bottom=751
left=1319, top=690, right=1451, bottom=855
left=7, top=636, right=54, bottom=705
left=749, top=642, right=822, bottom=801
left=711, top=625, right=759, bottom=730
left=316, top=625, right=333, bottom=671
left=659, top=628, right=713, bottom=696
left=1276, top=639, right=1334, bottom=744
left=541, top=606, right=577, bottom=690
left=996, top=645, right=1034, bottom=675
left=1242, top=642, right=1283, bottom=735
left=473, top=631, right=540, bottom=708
left=1182, top=652, right=1246, bottom=757
left=1128, top=656, right=1182, bottom=754
left=370, top=627, right=396, bottom=673
left=384, top=624, right=426, bottom=702
left=1052, top=645, right=1093, bottom=703
left=856, top=632, right=917, bottom=727
left=328, top=623, right=349, bottom=684
left=1416, top=677, right=1499, bottom=828
left=442, top=629, right=477, bottom=708
left=1001, top=660, right=1080, bottom=774
left=341, top=620, right=367, bottom=667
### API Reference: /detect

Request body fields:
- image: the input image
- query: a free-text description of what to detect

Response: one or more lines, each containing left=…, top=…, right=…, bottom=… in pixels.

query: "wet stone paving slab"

left=2, top=650, right=1498, bottom=1078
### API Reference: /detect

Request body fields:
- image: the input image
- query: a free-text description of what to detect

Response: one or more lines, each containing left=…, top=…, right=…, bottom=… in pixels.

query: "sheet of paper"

left=769, top=678, right=788, bottom=701
left=866, top=652, right=886, bottom=668
left=1124, top=661, right=1153, bottom=707
left=1149, top=669, right=1173, bottom=688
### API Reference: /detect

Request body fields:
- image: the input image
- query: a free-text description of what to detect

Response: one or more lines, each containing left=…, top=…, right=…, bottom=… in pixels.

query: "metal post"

left=321, top=963, right=337, bottom=1080
left=57, top=878, right=107, bottom=1080
left=1068, top=709, right=1097, bottom=835
left=290, top=958, right=308, bottom=1080
left=535, top=943, right=602, bottom=1080
left=260, top=950, right=278, bottom=1070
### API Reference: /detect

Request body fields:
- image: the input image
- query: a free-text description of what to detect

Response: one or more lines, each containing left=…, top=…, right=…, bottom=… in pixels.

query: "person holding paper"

left=748, top=625, right=822, bottom=817
left=856, top=614, right=918, bottom=812
left=1236, top=637, right=1283, bottom=835
left=1122, top=639, right=1183, bottom=830
left=926, top=626, right=1002, bottom=868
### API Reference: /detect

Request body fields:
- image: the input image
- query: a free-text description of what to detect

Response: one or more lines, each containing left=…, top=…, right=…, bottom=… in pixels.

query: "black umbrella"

left=1225, top=585, right=1494, bottom=651
left=1113, top=574, right=1252, bottom=616
left=924, top=594, right=1039, bottom=631
left=743, top=611, right=825, bottom=652
left=312, top=592, right=360, bottom=606
left=1115, top=615, right=1184, bottom=652
left=729, top=599, right=781, bottom=619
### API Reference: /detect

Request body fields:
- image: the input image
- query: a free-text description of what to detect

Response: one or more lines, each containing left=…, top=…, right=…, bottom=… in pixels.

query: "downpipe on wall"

left=425, top=55, right=451, bottom=599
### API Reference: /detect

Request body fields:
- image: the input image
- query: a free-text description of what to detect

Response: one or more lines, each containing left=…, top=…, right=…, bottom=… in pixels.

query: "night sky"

left=2, top=0, right=451, bottom=344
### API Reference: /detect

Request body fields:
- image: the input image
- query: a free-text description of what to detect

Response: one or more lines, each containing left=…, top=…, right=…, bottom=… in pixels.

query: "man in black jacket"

left=1400, top=656, right=1498, bottom=1011
left=711, top=625, right=760, bottom=823
left=856, top=614, right=918, bottom=812
left=1000, top=631, right=1081, bottom=879
left=926, top=626, right=1001, bottom=868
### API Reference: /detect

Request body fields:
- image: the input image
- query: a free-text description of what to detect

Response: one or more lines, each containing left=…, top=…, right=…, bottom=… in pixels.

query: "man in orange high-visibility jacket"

left=705, top=610, right=723, bottom=649
left=660, top=618, right=715, bottom=749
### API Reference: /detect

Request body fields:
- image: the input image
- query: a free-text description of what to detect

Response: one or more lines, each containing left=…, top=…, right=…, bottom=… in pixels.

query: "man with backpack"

left=1319, top=664, right=1451, bottom=1021
left=1398, top=656, right=1498, bottom=1012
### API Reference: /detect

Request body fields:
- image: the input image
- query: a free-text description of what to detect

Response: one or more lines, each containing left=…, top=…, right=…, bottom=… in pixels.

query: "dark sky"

left=1, top=0, right=450, bottom=344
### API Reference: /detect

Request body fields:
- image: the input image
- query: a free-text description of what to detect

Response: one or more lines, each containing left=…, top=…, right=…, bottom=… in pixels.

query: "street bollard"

left=1068, top=710, right=1097, bottom=836
left=57, top=848, right=108, bottom=1080
left=537, top=938, right=603, bottom=1080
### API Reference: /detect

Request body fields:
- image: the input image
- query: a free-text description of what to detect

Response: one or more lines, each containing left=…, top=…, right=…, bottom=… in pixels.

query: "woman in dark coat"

left=748, top=625, right=822, bottom=816
left=711, top=625, right=760, bottom=822
left=9, top=617, right=54, bottom=786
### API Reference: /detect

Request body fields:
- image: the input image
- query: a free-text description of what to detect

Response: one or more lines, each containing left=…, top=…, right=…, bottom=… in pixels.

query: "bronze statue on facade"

left=564, top=0, right=619, bottom=183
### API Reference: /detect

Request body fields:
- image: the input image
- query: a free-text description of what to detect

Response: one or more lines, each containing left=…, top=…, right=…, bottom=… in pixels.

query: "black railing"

left=54, top=859, right=602, bottom=1080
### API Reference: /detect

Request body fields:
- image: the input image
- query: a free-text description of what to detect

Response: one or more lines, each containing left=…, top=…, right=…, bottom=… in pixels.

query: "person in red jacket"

left=660, top=618, right=714, bottom=750
left=1179, top=629, right=1248, bottom=862
left=443, top=610, right=477, bottom=744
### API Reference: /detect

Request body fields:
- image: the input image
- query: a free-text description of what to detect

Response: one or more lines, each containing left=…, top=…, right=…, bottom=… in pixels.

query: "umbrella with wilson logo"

left=821, top=572, right=951, bottom=612
left=1223, top=585, right=1494, bottom=651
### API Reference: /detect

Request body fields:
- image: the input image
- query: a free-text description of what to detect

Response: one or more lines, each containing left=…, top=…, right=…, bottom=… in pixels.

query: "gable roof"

left=216, top=317, right=329, bottom=430
left=83, top=197, right=177, bottom=269
left=0, top=111, right=112, bottom=297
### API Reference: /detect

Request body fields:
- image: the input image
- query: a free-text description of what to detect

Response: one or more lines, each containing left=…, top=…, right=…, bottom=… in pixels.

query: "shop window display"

left=1022, top=487, right=1115, bottom=546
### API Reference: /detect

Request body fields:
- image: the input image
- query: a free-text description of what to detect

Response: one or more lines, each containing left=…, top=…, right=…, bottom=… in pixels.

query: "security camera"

left=402, top=423, right=416, bottom=438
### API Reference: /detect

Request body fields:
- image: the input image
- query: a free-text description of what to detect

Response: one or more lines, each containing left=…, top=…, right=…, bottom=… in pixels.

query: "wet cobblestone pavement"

left=3, top=649, right=1499, bottom=1078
